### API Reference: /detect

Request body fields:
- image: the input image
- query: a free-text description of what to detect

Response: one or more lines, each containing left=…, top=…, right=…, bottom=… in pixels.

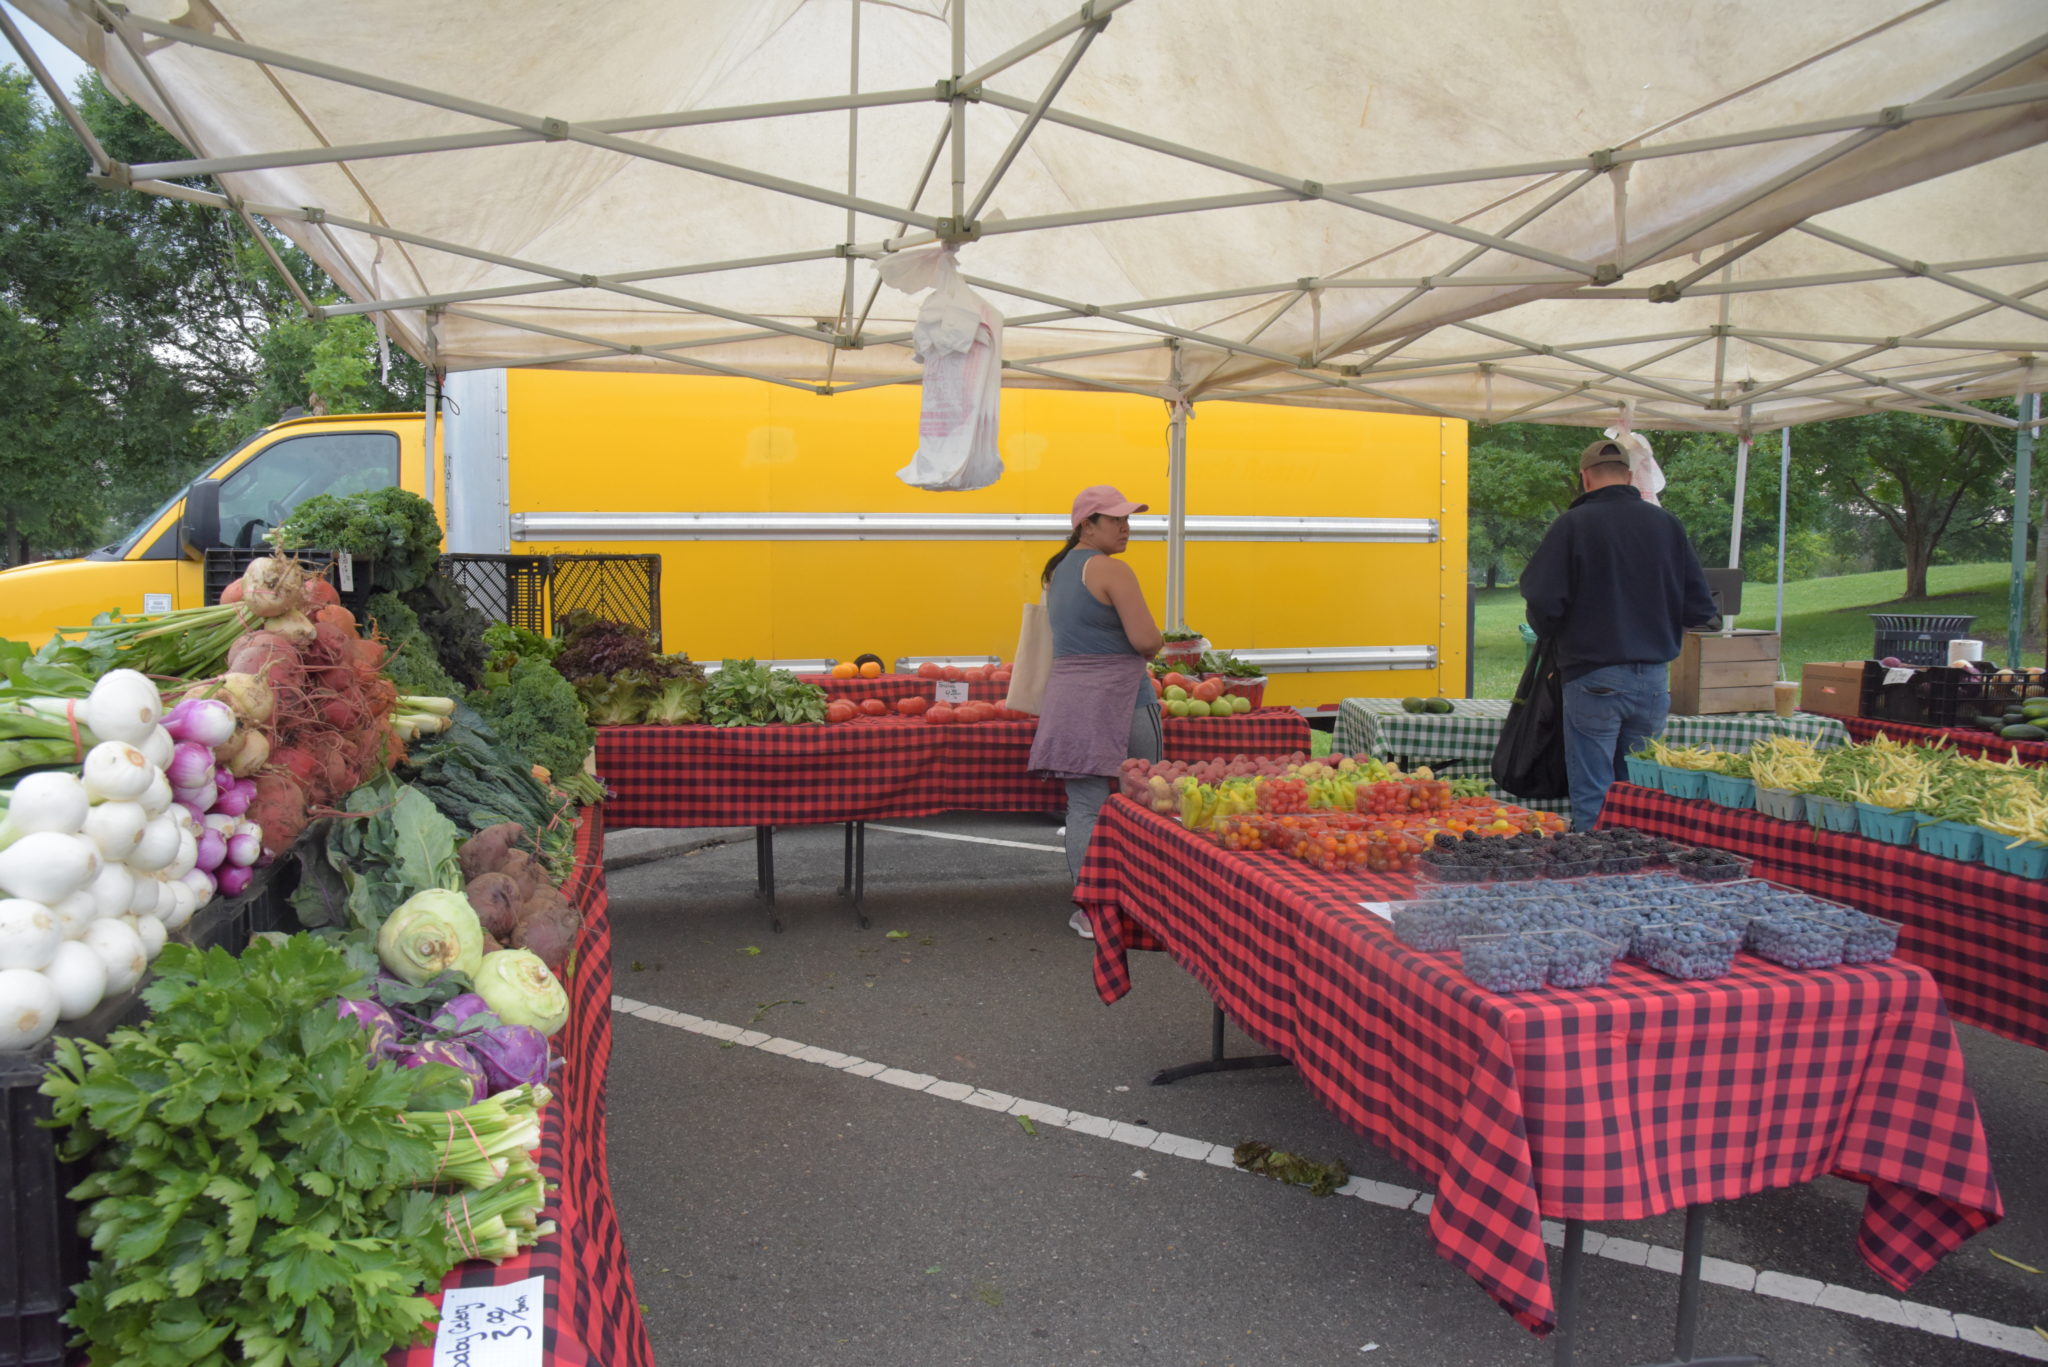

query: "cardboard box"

left=1799, top=660, right=1870, bottom=719
left=1671, top=630, right=1782, bottom=715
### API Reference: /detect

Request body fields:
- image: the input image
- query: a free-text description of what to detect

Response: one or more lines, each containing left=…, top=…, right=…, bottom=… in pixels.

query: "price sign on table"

left=433, top=1276, right=545, bottom=1367
left=934, top=680, right=970, bottom=704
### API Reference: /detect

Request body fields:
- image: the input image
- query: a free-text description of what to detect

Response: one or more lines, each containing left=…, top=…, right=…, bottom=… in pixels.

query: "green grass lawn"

left=1470, top=562, right=2025, bottom=700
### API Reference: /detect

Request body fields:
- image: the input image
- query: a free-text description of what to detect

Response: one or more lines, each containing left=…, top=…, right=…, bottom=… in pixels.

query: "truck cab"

left=0, top=414, right=426, bottom=644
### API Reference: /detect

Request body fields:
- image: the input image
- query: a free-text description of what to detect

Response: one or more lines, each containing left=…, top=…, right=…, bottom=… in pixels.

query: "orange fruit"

left=829, top=662, right=857, bottom=679
left=860, top=661, right=882, bottom=678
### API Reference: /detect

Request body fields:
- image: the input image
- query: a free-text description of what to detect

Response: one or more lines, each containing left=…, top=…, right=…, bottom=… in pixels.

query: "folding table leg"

left=1555, top=1206, right=1761, bottom=1367
left=753, top=826, right=782, bottom=933
left=1150, top=1005, right=1290, bottom=1086
left=836, top=821, right=870, bottom=929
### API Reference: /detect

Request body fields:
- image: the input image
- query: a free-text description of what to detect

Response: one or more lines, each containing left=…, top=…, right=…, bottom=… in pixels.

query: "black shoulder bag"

left=1491, top=636, right=1569, bottom=800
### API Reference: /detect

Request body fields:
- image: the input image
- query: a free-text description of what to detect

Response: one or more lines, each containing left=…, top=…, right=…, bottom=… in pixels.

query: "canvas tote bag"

left=1003, top=594, right=1053, bottom=715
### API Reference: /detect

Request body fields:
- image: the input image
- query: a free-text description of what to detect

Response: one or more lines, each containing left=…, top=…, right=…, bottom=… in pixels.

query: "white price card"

left=433, top=1276, right=545, bottom=1367
left=934, top=680, right=970, bottom=704
left=337, top=551, right=355, bottom=593
left=142, top=594, right=173, bottom=615
left=1358, top=901, right=1396, bottom=921
left=1882, top=667, right=1915, bottom=685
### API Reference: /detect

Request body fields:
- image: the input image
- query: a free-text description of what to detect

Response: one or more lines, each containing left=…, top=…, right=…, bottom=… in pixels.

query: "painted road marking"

left=865, top=823, right=1065, bottom=853
left=612, top=995, right=2047, bottom=1361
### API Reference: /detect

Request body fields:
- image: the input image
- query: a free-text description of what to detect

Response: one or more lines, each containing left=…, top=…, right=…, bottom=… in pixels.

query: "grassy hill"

left=1469, top=562, right=2022, bottom=700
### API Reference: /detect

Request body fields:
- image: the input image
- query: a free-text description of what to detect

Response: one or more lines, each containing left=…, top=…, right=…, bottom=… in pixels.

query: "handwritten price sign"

left=433, top=1276, right=545, bottom=1367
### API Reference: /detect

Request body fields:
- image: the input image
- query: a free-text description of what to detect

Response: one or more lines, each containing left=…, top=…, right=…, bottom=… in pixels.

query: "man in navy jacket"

left=1521, top=439, right=1720, bottom=831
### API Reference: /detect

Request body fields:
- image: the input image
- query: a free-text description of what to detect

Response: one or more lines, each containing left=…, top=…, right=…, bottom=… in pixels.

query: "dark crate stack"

left=0, top=867, right=296, bottom=1365
left=1858, top=662, right=2035, bottom=729
left=1870, top=613, right=1976, bottom=668
left=201, top=548, right=377, bottom=614
left=442, top=552, right=662, bottom=649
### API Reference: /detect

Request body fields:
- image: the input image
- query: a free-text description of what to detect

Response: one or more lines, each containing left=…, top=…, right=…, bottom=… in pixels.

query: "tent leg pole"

left=1166, top=347, right=1188, bottom=632
left=1775, top=428, right=1789, bottom=636
left=1726, top=435, right=1749, bottom=575
left=2011, top=391, right=2036, bottom=668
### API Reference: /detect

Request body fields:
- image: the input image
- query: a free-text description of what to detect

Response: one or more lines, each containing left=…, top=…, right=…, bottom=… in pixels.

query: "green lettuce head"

left=376, top=888, right=486, bottom=986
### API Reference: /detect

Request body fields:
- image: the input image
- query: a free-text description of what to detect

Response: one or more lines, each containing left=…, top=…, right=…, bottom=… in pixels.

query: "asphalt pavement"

left=602, top=814, right=2048, bottom=1367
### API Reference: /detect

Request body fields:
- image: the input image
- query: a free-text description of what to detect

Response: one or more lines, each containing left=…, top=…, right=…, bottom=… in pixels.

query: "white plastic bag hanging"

left=1603, top=402, right=1665, bottom=506
left=876, top=245, right=1004, bottom=492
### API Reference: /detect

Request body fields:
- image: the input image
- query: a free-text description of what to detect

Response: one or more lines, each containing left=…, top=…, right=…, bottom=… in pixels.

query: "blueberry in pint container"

left=1545, top=928, right=1624, bottom=988
left=1458, top=932, right=1549, bottom=993
left=1749, top=914, right=1847, bottom=970
left=1392, top=904, right=1466, bottom=951
left=1840, top=911, right=1901, bottom=964
left=1633, top=920, right=1743, bottom=980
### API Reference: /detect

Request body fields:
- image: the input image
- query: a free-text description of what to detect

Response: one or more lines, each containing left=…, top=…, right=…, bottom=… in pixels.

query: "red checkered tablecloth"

left=1836, top=713, right=2048, bottom=764
left=390, top=810, right=655, bottom=1367
left=594, top=710, right=1311, bottom=828
left=796, top=672, right=930, bottom=705
left=1600, top=783, right=2048, bottom=1050
left=1077, top=798, right=2001, bottom=1336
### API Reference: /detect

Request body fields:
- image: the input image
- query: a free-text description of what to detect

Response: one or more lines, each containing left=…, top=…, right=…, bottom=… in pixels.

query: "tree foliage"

left=0, top=67, right=421, bottom=567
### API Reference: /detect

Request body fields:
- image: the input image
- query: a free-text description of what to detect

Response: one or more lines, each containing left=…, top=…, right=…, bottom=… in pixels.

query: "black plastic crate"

left=1870, top=613, right=1976, bottom=667
left=202, top=547, right=377, bottom=615
left=0, top=863, right=287, bottom=1363
left=439, top=554, right=550, bottom=634
left=1859, top=663, right=1967, bottom=727
left=547, top=554, right=663, bottom=650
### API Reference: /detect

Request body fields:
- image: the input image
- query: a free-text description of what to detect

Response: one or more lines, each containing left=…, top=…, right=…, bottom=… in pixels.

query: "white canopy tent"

left=8, top=0, right=2048, bottom=642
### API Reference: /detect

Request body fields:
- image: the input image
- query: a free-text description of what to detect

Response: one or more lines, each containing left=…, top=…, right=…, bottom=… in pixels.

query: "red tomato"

left=859, top=698, right=888, bottom=716
left=940, top=666, right=965, bottom=682
left=825, top=701, right=857, bottom=724
left=917, top=661, right=942, bottom=679
left=896, top=696, right=929, bottom=716
left=966, top=667, right=990, bottom=683
left=927, top=704, right=957, bottom=725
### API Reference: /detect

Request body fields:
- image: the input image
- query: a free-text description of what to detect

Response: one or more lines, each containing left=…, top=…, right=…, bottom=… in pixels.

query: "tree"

left=1800, top=408, right=2015, bottom=600
left=0, top=67, right=422, bottom=567
left=1466, top=425, right=1581, bottom=586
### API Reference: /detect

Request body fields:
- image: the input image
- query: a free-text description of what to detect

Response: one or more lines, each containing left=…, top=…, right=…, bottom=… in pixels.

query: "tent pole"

left=1166, top=348, right=1189, bottom=632
left=423, top=372, right=440, bottom=514
left=1727, top=434, right=1751, bottom=571
left=2011, top=389, right=2037, bottom=666
left=950, top=0, right=966, bottom=223
left=1776, top=428, right=1790, bottom=635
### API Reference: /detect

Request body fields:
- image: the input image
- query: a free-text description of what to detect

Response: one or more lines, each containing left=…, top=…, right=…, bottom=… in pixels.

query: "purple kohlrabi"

left=393, top=1038, right=489, bottom=1103
left=466, top=1024, right=552, bottom=1095
left=430, top=993, right=500, bottom=1036
left=336, top=998, right=399, bottom=1059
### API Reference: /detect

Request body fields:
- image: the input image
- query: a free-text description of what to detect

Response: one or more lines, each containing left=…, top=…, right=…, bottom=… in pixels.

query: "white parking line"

left=612, top=995, right=2048, bottom=1361
left=864, top=823, right=1065, bottom=853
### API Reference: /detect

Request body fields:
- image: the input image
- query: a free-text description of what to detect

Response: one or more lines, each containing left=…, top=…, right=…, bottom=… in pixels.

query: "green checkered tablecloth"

left=1333, top=699, right=1848, bottom=815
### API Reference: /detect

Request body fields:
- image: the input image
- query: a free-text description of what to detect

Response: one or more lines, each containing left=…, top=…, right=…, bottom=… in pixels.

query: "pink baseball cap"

left=1071, top=484, right=1149, bottom=528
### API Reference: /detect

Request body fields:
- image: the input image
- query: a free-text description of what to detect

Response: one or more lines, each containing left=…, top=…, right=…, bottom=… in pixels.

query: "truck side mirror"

left=180, top=479, right=222, bottom=557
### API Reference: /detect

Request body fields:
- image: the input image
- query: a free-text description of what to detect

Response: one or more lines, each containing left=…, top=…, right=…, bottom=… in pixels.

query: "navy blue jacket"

left=1521, top=485, right=1719, bottom=681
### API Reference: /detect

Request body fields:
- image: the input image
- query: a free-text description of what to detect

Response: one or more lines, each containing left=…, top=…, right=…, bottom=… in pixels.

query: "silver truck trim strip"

left=509, top=511, right=1439, bottom=543
left=701, top=646, right=1436, bottom=675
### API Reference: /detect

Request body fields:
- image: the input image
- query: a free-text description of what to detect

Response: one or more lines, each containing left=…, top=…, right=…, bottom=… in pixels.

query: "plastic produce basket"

left=1870, top=613, right=1976, bottom=668
left=1622, top=758, right=1663, bottom=791
left=1981, top=834, right=2048, bottom=879
left=1914, top=819, right=1982, bottom=863
left=1804, top=794, right=1859, bottom=834
left=1661, top=769, right=1709, bottom=800
left=1702, top=774, right=1756, bottom=810
left=1855, top=803, right=1918, bottom=846
left=1753, top=786, right=1807, bottom=822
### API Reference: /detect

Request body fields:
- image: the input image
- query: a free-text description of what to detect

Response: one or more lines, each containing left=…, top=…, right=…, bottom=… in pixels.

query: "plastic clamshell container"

left=1749, top=913, right=1848, bottom=970
left=1391, top=903, right=1466, bottom=952
left=1840, top=911, right=1903, bottom=964
left=1632, top=920, right=1743, bottom=980
left=1457, top=932, right=1550, bottom=993
left=1545, top=927, right=1626, bottom=988
left=1671, top=852, right=1756, bottom=883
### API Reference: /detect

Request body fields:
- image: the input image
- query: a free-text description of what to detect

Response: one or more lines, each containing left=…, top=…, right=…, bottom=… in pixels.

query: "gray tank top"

left=1049, top=548, right=1138, bottom=657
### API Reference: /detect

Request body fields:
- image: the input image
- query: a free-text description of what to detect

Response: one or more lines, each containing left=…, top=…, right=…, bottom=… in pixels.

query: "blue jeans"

left=1562, top=663, right=1669, bottom=832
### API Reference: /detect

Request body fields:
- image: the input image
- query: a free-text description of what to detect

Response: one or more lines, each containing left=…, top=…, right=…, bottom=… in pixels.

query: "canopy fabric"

left=12, top=0, right=2048, bottom=430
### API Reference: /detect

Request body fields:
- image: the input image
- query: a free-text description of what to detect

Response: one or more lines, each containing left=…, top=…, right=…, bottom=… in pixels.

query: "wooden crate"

left=1671, top=629, right=1781, bottom=715
left=1799, top=660, right=1872, bottom=719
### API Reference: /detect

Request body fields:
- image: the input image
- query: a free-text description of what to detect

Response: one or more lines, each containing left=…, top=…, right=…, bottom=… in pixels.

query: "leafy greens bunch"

left=277, top=487, right=444, bottom=594
left=41, top=936, right=550, bottom=1367
left=704, top=658, right=828, bottom=727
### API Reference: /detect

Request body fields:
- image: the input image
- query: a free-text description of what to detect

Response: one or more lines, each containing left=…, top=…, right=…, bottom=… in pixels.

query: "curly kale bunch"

left=468, top=656, right=594, bottom=783
left=366, top=592, right=464, bottom=699
left=279, top=487, right=444, bottom=593
left=400, top=574, right=491, bottom=689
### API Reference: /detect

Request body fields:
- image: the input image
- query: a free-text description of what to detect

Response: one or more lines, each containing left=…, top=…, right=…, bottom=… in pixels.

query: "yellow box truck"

left=0, top=369, right=1467, bottom=707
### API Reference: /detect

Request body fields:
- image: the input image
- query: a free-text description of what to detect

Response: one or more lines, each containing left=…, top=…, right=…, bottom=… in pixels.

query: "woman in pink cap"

left=1028, top=485, right=1164, bottom=937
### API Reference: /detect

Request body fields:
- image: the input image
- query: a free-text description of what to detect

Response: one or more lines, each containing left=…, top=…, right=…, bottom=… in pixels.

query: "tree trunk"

left=1903, top=542, right=1932, bottom=600
left=2, top=505, right=19, bottom=570
left=1485, top=562, right=1499, bottom=590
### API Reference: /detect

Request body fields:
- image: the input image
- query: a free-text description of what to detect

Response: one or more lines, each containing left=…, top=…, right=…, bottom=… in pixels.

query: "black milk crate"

left=0, top=859, right=290, bottom=1363
left=202, top=547, right=377, bottom=615
left=1870, top=613, right=1976, bottom=668
left=439, top=554, right=550, bottom=634
left=546, top=554, right=664, bottom=650
left=1857, top=662, right=1974, bottom=728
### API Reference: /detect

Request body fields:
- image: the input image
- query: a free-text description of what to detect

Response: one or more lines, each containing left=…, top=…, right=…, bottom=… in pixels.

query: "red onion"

left=218, top=865, right=253, bottom=897
left=180, top=698, right=237, bottom=748
left=226, top=830, right=261, bottom=867
left=165, top=740, right=216, bottom=792
left=214, top=777, right=255, bottom=817
left=195, top=829, right=227, bottom=872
